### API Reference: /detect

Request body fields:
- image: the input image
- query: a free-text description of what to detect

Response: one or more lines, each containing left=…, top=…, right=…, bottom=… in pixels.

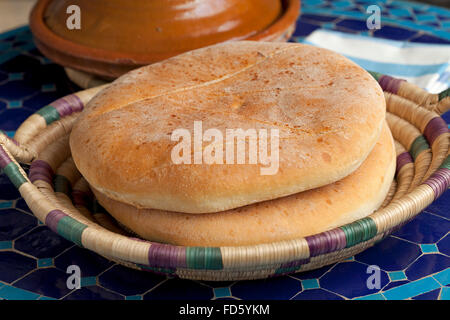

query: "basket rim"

left=0, top=71, right=449, bottom=279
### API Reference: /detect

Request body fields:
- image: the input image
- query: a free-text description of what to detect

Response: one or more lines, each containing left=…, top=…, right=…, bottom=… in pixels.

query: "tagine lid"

left=30, top=0, right=300, bottom=79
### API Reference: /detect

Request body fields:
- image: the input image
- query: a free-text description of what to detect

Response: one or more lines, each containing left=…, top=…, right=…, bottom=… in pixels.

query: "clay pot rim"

left=29, top=0, right=301, bottom=66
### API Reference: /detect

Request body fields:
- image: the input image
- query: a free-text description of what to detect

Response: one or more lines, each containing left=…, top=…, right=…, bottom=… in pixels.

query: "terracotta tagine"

left=29, top=0, right=301, bottom=80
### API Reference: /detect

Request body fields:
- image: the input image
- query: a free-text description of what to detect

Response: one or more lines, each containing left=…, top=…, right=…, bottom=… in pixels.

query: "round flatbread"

left=92, top=123, right=396, bottom=246
left=70, top=41, right=386, bottom=213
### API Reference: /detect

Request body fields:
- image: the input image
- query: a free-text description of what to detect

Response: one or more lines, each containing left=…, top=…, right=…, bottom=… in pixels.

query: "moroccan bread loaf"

left=70, top=41, right=386, bottom=214
left=92, top=122, right=396, bottom=246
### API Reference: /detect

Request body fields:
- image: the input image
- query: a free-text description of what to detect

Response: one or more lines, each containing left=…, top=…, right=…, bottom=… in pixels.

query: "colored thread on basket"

left=378, top=75, right=405, bottom=95
left=409, top=135, right=429, bottom=160
left=45, top=209, right=88, bottom=246
left=36, top=105, right=60, bottom=125
left=29, top=159, right=54, bottom=184
left=305, top=228, right=347, bottom=257
left=423, top=117, right=449, bottom=146
left=186, top=247, right=223, bottom=270
left=51, top=94, right=84, bottom=117
left=148, top=242, right=187, bottom=269
left=396, top=152, right=413, bottom=174
left=54, top=174, right=72, bottom=195
left=424, top=167, right=450, bottom=200
left=340, top=217, right=377, bottom=248
left=439, top=88, right=449, bottom=101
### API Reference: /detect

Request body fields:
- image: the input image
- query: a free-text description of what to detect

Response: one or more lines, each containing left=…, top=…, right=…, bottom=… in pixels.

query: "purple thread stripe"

left=29, top=160, right=54, bottom=184
left=51, top=94, right=83, bottom=117
left=148, top=243, right=187, bottom=269
left=278, top=258, right=310, bottom=270
left=424, top=168, right=450, bottom=200
left=396, top=152, right=413, bottom=173
left=423, top=117, right=449, bottom=146
left=0, top=145, right=12, bottom=168
left=378, top=75, right=405, bottom=94
left=305, top=228, right=347, bottom=257
left=45, top=209, right=68, bottom=232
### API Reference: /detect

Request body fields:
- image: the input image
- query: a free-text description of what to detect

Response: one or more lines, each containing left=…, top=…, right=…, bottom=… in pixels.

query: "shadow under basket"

left=0, top=72, right=449, bottom=281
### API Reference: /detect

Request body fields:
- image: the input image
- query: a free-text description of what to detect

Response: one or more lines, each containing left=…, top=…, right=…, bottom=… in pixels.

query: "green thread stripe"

left=440, top=156, right=450, bottom=170
left=367, top=70, right=382, bottom=81
left=56, top=216, right=87, bottom=247
left=3, top=162, right=27, bottom=188
left=36, top=105, right=60, bottom=125
left=186, top=247, right=223, bottom=270
left=438, top=88, right=449, bottom=101
left=409, top=135, right=429, bottom=161
left=53, top=174, right=71, bottom=195
left=341, top=217, right=377, bottom=248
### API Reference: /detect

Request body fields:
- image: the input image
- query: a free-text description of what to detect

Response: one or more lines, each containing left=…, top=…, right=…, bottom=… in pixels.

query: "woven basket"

left=0, top=73, right=449, bottom=281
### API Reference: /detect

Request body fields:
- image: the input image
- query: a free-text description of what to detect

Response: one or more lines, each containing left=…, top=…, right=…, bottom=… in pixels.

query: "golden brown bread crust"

left=70, top=41, right=386, bottom=213
left=92, top=123, right=396, bottom=246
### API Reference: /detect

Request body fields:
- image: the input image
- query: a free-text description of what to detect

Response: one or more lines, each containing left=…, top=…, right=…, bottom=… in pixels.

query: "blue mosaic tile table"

left=0, top=0, right=449, bottom=300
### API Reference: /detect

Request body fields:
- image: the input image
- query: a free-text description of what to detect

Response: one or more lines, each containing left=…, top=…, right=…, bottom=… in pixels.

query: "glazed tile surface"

left=0, top=0, right=449, bottom=300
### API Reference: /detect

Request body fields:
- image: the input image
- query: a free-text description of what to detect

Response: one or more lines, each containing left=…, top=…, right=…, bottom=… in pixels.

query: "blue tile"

left=355, top=236, right=421, bottom=271
left=13, top=267, right=73, bottom=299
left=230, top=276, right=301, bottom=300
left=389, top=8, right=412, bottom=17
left=392, top=212, right=449, bottom=244
left=0, top=108, right=34, bottom=131
left=432, top=268, right=450, bottom=286
left=383, top=279, right=410, bottom=291
left=301, top=279, right=320, bottom=290
left=144, top=279, right=213, bottom=300
left=415, top=14, right=439, bottom=23
left=354, top=292, right=386, bottom=300
left=0, top=54, right=40, bottom=73
left=320, top=261, right=389, bottom=299
left=0, top=208, right=37, bottom=241
left=299, top=13, right=340, bottom=22
left=15, top=226, right=73, bottom=259
left=422, top=189, right=450, bottom=219
left=0, top=251, right=36, bottom=283
left=412, top=288, right=441, bottom=300
left=125, top=295, right=142, bottom=300
left=54, top=245, right=114, bottom=277
left=293, top=21, right=321, bottom=37
left=63, top=286, right=123, bottom=300
left=80, top=276, right=97, bottom=287
left=214, top=287, right=231, bottom=298
left=290, top=263, right=335, bottom=280
left=37, top=258, right=53, bottom=268
left=420, top=243, right=439, bottom=254
left=437, top=235, right=450, bottom=258
left=388, top=271, right=407, bottom=282
left=336, top=18, right=371, bottom=31
left=0, top=241, right=12, bottom=249
left=8, top=72, right=23, bottom=81
left=98, top=264, right=166, bottom=296
left=0, top=284, right=40, bottom=300
left=292, top=288, right=344, bottom=300
left=0, top=173, right=22, bottom=200
left=383, top=277, right=441, bottom=300
left=15, top=198, right=31, bottom=213
left=406, top=254, right=450, bottom=281
left=0, top=80, right=37, bottom=100
left=7, top=100, right=22, bottom=108
left=441, top=287, right=450, bottom=300
left=373, top=25, right=418, bottom=40
left=0, top=201, right=13, bottom=208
